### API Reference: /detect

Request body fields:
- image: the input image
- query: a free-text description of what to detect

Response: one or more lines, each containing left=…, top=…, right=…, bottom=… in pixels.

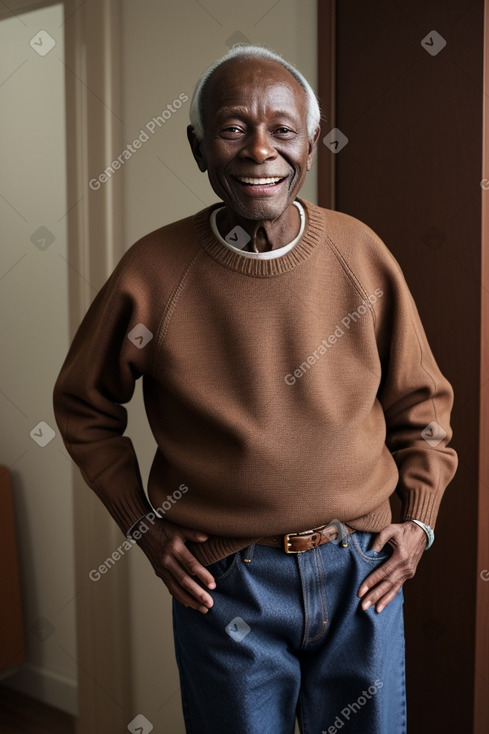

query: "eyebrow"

left=215, top=107, right=301, bottom=124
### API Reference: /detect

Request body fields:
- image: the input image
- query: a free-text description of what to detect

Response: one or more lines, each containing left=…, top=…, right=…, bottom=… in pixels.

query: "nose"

left=239, top=126, right=277, bottom=164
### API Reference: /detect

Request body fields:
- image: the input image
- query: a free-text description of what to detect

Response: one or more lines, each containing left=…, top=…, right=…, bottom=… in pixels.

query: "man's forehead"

left=204, top=57, right=307, bottom=113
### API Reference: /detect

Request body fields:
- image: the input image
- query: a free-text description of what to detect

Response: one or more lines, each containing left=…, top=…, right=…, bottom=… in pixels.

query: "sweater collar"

left=209, top=200, right=306, bottom=259
left=193, top=198, right=324, bottom=277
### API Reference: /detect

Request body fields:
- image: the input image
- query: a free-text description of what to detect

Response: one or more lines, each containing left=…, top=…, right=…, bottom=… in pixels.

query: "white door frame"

left=63, top=1, right=131, bottom=731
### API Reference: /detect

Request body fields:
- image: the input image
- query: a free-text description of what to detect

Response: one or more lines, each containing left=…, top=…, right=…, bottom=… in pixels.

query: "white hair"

left=189, top=44, right=321, bottom=142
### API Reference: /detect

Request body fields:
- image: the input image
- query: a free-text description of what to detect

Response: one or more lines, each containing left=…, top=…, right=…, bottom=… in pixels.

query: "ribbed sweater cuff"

left=400, top=487, right=441, bottom=529
left=95, top=484, right=155, bottom=537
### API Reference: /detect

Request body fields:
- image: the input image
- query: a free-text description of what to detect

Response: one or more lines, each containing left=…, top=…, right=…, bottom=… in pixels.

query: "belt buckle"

left=284, top=530, right=314, bottom=554
left=284, top=524, right=331, bottom=554
left=284, top=532, right=302, bottom=554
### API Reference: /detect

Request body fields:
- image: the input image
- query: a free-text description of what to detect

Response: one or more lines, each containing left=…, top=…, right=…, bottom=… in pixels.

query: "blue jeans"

left=172, top=530, right=406, bottom=734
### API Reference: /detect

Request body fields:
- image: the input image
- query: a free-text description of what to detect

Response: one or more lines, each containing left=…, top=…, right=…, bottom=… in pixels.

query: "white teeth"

left=238, top=176, right=283, bottom=185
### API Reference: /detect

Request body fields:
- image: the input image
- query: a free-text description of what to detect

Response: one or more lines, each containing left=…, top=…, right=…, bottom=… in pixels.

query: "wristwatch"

left=409, top=519, right=435, bottom=550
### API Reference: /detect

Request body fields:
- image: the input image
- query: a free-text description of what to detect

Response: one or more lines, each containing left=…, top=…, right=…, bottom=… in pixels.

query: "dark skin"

left=188, top=57, right=319, bottom=252
left=135, top=56, right=427, bottom=614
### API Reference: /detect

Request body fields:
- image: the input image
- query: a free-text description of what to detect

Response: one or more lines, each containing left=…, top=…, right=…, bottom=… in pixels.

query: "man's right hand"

left=135, top=518, right=216, bottom=614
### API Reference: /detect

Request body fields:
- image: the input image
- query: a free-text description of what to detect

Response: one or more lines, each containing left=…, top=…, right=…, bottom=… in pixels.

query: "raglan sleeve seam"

left=152, top=248, right=204, bottom=372
left=323, top=231, right=379, bottom=327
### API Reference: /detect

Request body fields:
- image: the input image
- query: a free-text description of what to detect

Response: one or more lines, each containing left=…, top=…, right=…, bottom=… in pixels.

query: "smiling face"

left=188, top=57, right=319, bottom=225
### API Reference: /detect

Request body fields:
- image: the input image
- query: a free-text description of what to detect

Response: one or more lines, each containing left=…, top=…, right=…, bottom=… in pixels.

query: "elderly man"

left=53, top=45, right=457, bottom=734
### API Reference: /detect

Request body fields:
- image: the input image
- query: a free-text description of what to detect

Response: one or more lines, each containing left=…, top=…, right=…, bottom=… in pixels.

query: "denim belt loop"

left=339, top=521, right=350, bottom=548
left=243, top=544, right=255, bottom=563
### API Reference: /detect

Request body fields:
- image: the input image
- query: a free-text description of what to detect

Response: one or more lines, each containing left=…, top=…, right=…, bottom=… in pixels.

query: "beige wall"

left=0, top=1, right=77, bottom=715
left=120, top=1, right=317, bottom=730
left=1, top=0, right=318, bottom=727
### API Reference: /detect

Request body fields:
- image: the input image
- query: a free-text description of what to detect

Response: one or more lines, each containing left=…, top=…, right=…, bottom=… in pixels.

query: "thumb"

left=371, top=524, right=396, bottom=552
left=177, top=527, right=209, bottom=543
left=160, top=518, right=209, bottom=543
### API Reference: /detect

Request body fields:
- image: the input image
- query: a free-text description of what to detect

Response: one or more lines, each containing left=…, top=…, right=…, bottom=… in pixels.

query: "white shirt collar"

left=209, top=200, right=306, bottom=260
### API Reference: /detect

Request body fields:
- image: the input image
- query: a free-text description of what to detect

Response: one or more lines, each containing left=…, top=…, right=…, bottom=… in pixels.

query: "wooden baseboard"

left=2, top=663, right=77, bottom=716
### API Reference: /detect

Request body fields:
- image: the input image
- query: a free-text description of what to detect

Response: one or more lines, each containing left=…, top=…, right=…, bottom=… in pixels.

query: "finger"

left=358, top=563, right=392, bottom=597
left=359, top=564, right=409, bottom=603
left=370, top=524, right=398, bottom=552
left=178, top=545, right=216, bottom=589
left=179, top=528, right=210, bottom=543
left=162, top=520, right=209, bottom=543
left=360, top=579, right=394, bottom=610
left=165, top=577, right=213, bottom=614
left=375, top=586, right=402, bottom=613
left=164, top=563, right=215, bottom=608
left=161, top=544, right=217, bottom=604
left=360, top=565, right=409, bottom=609
left=160, top=533, right=216, bottom=589
left=370, top=536, right=388, bottom=553
left=365, top=583, right=403, bottom=613
left=358, top=539, right=418, bottom=597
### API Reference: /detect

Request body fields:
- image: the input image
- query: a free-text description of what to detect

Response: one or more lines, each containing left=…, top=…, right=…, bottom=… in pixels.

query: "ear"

left=306, top=125, right=321, bottom=171
left=187, top=125, right=207, bottom=172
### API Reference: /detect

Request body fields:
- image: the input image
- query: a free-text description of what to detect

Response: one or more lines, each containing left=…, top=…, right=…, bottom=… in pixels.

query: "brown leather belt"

left=256, top=522, right=355, bottom=554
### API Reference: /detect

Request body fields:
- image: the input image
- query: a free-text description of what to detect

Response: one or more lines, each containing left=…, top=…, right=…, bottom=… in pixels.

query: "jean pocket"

left=350, top=531, right=393, bottom=564
left=205, top=551, right=241, bottom=582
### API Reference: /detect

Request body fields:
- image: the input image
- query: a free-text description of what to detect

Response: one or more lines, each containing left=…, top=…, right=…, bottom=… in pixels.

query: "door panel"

left=318, top=1, right=488, bottom=732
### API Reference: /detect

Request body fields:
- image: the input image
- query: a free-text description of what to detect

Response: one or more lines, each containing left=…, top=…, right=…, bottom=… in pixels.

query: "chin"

left=231, top=197, right=291, bottom=223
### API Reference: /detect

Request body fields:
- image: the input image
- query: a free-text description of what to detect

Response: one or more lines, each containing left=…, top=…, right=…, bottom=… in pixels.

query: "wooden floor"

left=0, top=685, right=75, bottom=734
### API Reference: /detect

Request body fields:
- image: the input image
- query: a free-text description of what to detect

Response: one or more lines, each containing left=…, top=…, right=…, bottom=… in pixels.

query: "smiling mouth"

left=233, top=175, right=288, bottom=186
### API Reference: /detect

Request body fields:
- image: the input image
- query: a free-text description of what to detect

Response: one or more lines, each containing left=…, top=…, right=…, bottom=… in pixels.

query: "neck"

left=216, top=203, right=300, bottom=253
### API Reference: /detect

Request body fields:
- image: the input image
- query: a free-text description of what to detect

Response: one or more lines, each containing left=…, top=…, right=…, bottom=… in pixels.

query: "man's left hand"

left=357, top=521, right=427, bottom=613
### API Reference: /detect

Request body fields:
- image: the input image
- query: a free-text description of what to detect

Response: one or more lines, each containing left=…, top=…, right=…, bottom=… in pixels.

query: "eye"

left=274, top=126, right=296, bottom=137
left=220, top=126, right=245, bottom=138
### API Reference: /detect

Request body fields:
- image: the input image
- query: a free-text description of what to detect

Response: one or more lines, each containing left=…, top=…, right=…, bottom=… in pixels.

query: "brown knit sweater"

left=53, top=199, right=457, bottom=565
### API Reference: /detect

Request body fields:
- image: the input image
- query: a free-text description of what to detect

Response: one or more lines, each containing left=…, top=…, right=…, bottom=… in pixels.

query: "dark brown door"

left=318, top=2, right=489, bottom=732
